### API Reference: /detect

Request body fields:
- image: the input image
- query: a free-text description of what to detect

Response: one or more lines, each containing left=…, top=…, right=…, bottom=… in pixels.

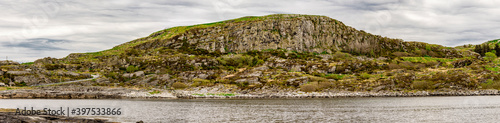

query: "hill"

left=1, top=14, right=497, bottom=95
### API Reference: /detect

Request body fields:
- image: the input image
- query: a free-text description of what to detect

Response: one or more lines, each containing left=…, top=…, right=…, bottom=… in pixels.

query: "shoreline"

left=1, top=86, right=500, bottom=99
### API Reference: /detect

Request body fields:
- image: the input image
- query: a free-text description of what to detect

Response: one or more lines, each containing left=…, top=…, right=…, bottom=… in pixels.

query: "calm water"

left=1, top=96, right=500, bottom=122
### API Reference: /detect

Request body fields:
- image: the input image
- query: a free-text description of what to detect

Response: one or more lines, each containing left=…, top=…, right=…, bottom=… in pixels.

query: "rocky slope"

left=1, top=14, right=498, bottom=96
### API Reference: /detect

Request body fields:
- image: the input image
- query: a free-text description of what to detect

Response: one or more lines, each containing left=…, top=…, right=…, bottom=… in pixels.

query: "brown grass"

left=172, top=82, right=187, bottom=89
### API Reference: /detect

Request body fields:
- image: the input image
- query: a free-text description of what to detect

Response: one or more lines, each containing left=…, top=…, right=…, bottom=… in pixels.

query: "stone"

left=235, top=77, right=260, bottom=85
left=0, top=83, right=5, bottom=87
left=286, top=76, right=308, bottom=86
left=253, top=66, right=269, bottom=71
left=197, top=74, right=209, bottom=79
left=122, top=71, right=145, bottom=78
left=6, top=71, right=30, bottom=76
left=245, top=71, right=262, bottom=77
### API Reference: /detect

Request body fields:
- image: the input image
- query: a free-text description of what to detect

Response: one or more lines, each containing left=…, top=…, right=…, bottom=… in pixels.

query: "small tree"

left=485, top=52, right=497, bottom=62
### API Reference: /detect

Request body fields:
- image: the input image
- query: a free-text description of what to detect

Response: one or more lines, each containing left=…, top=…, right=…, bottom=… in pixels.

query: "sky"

left=1, top=0, right=499, bottom=62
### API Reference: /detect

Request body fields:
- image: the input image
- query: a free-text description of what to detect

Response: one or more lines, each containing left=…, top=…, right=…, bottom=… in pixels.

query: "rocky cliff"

left=122, top=14, right=466, bottom=58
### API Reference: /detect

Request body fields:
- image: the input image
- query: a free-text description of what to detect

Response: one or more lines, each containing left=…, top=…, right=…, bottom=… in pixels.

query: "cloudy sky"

left=1, top=0, right=499, bottom=62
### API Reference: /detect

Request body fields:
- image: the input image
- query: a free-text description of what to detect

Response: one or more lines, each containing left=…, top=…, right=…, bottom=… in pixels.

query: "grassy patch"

left=192, top=94, right=205, bottom=96
left=324, top=74, right=346, bottom=80
left=20, top=62, right=34, bottom=65
left=0, top=86, right=32, bottom=91
left=206, top=93, right=236, bottom=96
left=482, top=79, right=500, bottom=89
left=402, top=57, right=455, bottom=63
left=172, top=82, right=187, bottom=89
left=148, top=90, right=161, bottom=95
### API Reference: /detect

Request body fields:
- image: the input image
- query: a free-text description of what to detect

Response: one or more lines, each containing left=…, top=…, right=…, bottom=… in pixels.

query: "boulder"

left=253, top=66, right=269, bottom=71
left=6, top=71, right=30, bottom=76
left=0, top=83, right=5, bottom=87
left=235, top=77, right=260, bottom=85
left=122, top=71, right=145, bottom=78
left=286, top=76, right=308, bottom=87
left=197, top=74, right=209, bottom=79
left=0, top=60, right=19, bottom=66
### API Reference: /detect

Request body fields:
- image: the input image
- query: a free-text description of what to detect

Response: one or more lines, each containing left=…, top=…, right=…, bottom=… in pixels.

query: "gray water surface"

left=1, top=96, right=500, bottom=122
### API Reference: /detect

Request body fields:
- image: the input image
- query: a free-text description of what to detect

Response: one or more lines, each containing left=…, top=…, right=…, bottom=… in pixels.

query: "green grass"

left=148, top=90, right=161, bottom=95
left=20, top=62, right=34, bottom=65
left=192, top=94, right=205, bottom=96
left=402, top=57, right=455, bottom=63
left=206, top=93, right=236, bottom=96
left=486, top=66, right=500, bottom=72
left=323, top=74, right=346, bottom=80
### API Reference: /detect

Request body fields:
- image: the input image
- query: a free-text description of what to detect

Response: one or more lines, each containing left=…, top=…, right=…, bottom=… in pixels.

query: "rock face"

left=0, top=60, right=19, bottom=66
left=133, top=14, right=465, bottom=58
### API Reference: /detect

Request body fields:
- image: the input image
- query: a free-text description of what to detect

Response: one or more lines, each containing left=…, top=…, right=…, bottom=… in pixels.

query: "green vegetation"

left=172, top=82, right=187, bottom=89
left=482, top=79, right=500, bottom=89
left=21, top=62, right=34, bottom=65
left=402, top=57, right=455, bottom=63
left=148, top=90, right=161, bottom=94
left=206, top=93, right=236, bottom=96
left=126, top=65, right=139, bottom=73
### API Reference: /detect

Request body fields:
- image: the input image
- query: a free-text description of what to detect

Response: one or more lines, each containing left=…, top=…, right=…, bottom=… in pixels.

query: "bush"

left=191, top=78, right=213, bottom=87
left=330, top=52, right=353, bottom=61
left=43, top=64, right=64, bottom=70
left=485, top=52, right=497, bottom=62
left=318, top=82, right=334, bottom=89
left=387, top=63, right=400, bottom=69
left=412, top=80, right=433, bottom=90
left=482, top=79, right=500, bottom=89
left=324, top=74, right=344, bottom=80
left=126, top=65, right=139, bottom=73
left=300, top=84, right=317, bottom=92
left=217, top=54, right=261, bottom=68
left=359, top=73, right=371, bottom=80
left=172, top=82, right=187, bottom=89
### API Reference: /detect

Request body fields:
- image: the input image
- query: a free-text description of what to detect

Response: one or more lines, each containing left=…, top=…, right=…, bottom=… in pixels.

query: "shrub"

left=300, top=84, right=317, bottom=92
left=318, top=82, right=334, bottom=89
left=217, top=54, right=261, bottom=68
left=126, top=65, right=139, bottom=73
left=359, top=73, right=371, bottom=80
left=482, top=79, right=500, bottom=89
left=43, top=64, right=64, bottom=70
left=330, top=52, right=353, bottom=61
left=324, top=74, right=344, bottom=80
left=148, top=90, right=161, bottom=94
left=387, top=63, right=400, bottom=69
left=412, top=80, right=433, bottom=90
left=485, top=52, right=497, bottom=62
left=172, top=82, right=187, bottom=89
left=392, top=52, right=410, bottom=57
left=191, top=78, right=213, bottom=87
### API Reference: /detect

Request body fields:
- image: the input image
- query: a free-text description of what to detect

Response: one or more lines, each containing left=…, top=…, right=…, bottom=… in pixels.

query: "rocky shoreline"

left=0, top=112, right=109, bottom=123
left=1, top=86, right=500, bottom=99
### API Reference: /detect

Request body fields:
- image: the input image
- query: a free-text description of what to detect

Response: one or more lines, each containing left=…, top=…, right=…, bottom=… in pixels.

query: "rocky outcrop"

left=122, top=71, right=145, bottom=78
left=0, top=60, right=19, bottom=66
left=133, top=14, right=467, bottom=58
left=0, top=112, right=108, bottom=123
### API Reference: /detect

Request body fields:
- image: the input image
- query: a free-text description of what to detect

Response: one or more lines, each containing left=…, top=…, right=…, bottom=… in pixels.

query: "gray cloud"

left=0, top=0, right=499, bottom=62
left=3, top=38, right=70, bottom=50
